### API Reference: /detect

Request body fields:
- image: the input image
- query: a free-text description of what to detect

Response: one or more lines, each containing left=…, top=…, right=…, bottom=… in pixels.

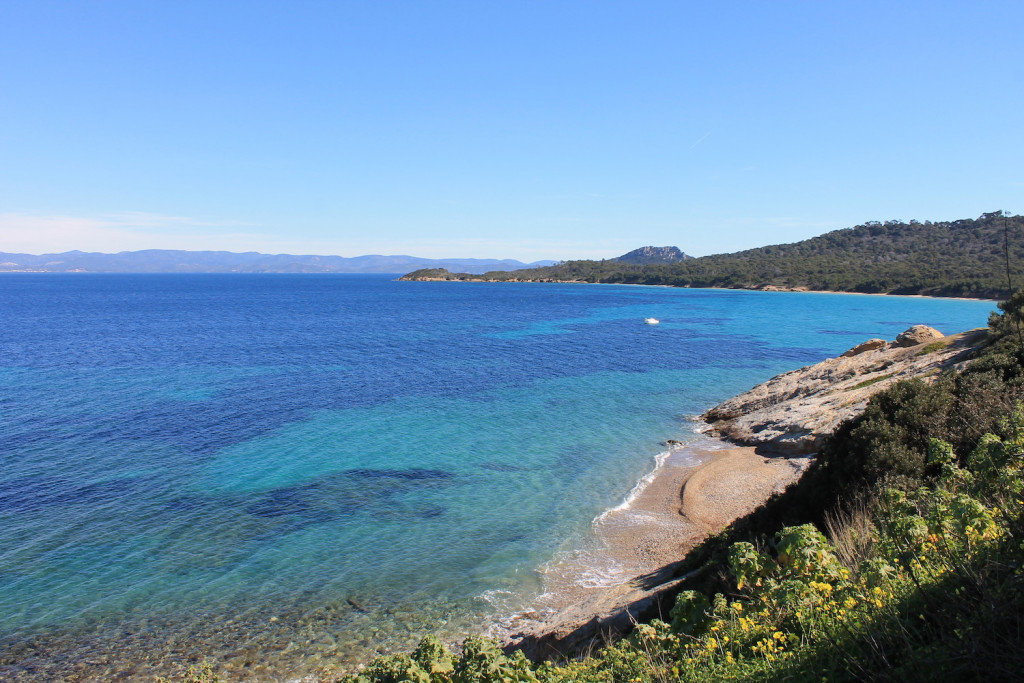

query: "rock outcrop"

left=702, top=327, right=988, bottom=454
left=841, top=338, right=887, bottom=357
left=894, top=324, right=944, bottom=347
left=613, top=246, right=690, bottom=265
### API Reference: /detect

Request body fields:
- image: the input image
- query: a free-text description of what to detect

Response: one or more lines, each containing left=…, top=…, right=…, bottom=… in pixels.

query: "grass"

left=851, top=373, right=895, bottom=390
left=916, top=340, right=951, bottom=356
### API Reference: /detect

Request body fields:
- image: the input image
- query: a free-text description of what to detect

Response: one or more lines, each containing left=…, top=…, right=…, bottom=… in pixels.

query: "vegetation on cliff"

left=401, top=212, right=1022, bottom=299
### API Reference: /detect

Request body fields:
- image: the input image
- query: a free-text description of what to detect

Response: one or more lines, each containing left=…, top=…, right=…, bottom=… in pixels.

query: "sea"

left=0, top=274, right=996, bottom=680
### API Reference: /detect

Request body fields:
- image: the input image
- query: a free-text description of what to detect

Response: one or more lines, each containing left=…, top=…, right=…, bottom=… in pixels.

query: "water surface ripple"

left=0, top=274, right=995, bottom=680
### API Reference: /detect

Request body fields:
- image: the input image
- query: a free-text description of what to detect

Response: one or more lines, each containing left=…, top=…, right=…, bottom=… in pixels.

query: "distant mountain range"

left=0, top=249, right=557, bottom=274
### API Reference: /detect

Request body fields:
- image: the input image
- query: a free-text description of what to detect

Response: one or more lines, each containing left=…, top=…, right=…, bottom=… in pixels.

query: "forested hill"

left=401, top=212, right=1023, bottom=299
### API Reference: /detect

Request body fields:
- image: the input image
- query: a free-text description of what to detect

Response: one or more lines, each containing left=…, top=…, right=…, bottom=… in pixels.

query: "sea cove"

left=0, top=274, right=996, bottom=680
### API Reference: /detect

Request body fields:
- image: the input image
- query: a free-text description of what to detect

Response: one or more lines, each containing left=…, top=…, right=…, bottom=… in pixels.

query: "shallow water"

left=0, top=274, right=995, bottom=680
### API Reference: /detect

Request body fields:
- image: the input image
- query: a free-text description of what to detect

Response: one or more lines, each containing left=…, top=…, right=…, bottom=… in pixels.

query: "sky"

left=1, top=1, right=1021, bottom=261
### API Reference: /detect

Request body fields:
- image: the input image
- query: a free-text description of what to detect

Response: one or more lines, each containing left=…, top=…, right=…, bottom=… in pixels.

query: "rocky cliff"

left=702, top=325, right=989, bottom=454
left=613, top=246, right=690, bottom=265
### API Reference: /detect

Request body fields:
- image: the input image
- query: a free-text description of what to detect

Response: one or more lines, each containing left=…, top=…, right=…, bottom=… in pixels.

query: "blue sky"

left=1, top=1, right=1021, bottom=260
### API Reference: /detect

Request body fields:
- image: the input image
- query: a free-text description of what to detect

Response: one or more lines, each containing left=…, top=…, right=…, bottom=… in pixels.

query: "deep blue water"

left=0, top=274, right=996, bottom=679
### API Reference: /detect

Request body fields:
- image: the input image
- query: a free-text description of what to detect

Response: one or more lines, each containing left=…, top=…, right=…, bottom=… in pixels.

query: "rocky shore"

left=703, top=325, right=988, bottom=454
left=506, top=325, right=989, bottom=659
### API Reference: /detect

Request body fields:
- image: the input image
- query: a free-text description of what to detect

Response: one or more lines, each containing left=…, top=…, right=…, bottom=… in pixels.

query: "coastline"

left=1, top=283, right=994, bottom=682
left=399, top=276, right=999, bottom=303
left=501, top=323, right=987, bottom=658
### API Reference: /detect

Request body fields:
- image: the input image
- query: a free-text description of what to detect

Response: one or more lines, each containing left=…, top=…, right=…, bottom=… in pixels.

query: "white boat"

left=644, top=317, right=660, bottom=325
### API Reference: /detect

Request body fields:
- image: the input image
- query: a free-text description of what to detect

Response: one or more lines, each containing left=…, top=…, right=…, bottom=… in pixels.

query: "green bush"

left=819, top=378, right=953, bottom=490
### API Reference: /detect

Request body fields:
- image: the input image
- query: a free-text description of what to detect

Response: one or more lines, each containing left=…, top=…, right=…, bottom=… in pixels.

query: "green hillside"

left=402, top=212, right=1023, bottom=299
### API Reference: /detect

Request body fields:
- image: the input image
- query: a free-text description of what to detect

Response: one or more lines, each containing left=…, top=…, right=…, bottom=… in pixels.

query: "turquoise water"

left=0, top=275, right=995, bottom=680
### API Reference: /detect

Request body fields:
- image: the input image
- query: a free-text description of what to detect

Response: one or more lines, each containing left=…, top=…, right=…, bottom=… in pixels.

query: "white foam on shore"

left=566, top=554, right=630, bottom=588
left=593, top=435, right=719, bottom=525
left=593, top=449, right=675, bottom=524
left=479, top=588, right=541, bottom=626
left=535, top=545, right=625, bottom=582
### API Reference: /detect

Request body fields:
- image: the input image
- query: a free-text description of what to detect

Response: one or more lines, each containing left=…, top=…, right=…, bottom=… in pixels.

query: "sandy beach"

left=593, top=440, right=807, bottom=583
left=501, top=438, right=810, bottom=651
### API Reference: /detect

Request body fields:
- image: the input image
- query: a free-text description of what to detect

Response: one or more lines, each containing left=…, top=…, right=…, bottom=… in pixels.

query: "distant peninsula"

left=400, top=212, right=1021, bottom=299
left=0, top=250, right=557, bottom=275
